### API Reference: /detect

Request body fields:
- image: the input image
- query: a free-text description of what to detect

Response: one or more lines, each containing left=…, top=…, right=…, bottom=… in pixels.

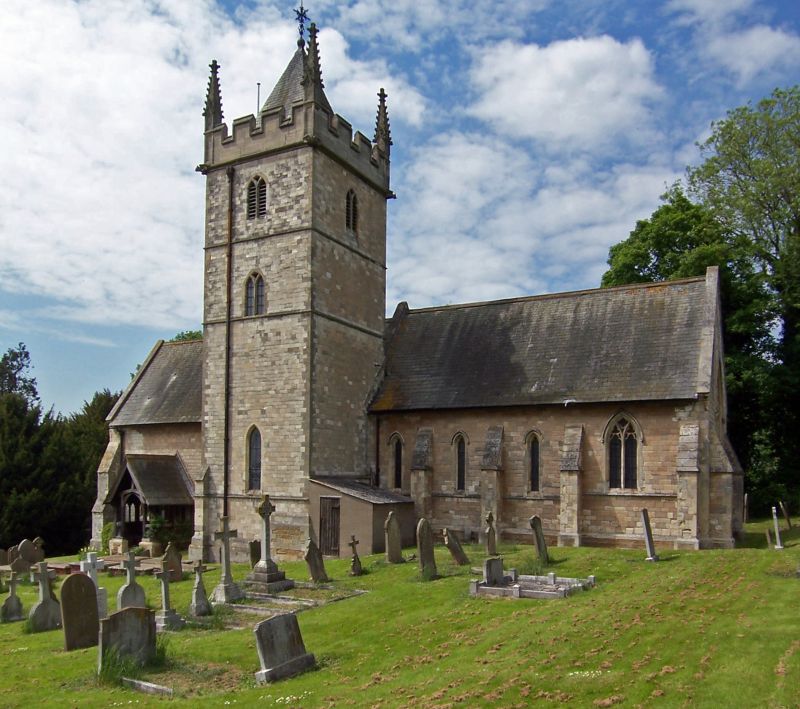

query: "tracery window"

left=608, top=417, right=638, bottom=489
left=247, top=176, right=267, bottom=220
left=345, top=189, right=358, bottom=234
left=247, top=427, right=262, bottom=491
left=245, top=273, right=265, bottom=316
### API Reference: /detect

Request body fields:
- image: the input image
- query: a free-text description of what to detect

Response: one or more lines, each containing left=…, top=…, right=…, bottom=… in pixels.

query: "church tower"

left=191, top=21, right=392, bottom=561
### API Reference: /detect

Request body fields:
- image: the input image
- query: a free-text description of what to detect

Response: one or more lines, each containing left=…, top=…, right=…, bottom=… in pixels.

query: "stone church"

left=91, top=23, right=743, bottom=562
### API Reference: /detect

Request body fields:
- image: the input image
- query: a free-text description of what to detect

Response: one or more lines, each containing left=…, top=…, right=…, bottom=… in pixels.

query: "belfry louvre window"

left=247, top=177, right=267, bottom=220
left=248, top=427, right=262, bottom=491
left=245, top=274, right=265, bottom=316
left=345, top=189, right=358, bottom=233
left=609, top=418, right=638, bottom=489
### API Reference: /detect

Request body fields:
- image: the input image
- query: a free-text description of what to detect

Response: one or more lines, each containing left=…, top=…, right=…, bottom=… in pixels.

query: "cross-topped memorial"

left=243, top=496, right=295, bottom=594
left=117, top=551, right=146, bottom=610
left=348, top=534, right=362, bottom=576
left=1, top=571, right=24, bottom=622
left=189, top=561, right=212, bottom=617
left=29, top=561, right=61, bottom=632
left=212, top=516, right=244, bottom=603
left=155, top=565, right=185, bottom=630
left=80, top=551, right=108, bottom=618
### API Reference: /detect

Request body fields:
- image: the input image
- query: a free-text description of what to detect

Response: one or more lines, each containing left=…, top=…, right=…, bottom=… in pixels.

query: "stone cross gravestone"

left=155, top=566, right=185, bottom=631
left=255, top=496, right=279, bottom=574
left=416, top=518, right=438, bottom=579
left=29, top=562, right=61, bottom=632
left=162, top=542, right=183, bottom=582
left=485, top=512, right=497, bottom=556
left=117, top=551, right=146, bottom=610
left=80, top=552, right=108, bottom=618
left=60, top=572, right=99, bottom=650
left=772, top=507, right=784, bottom=550
left=243, top=500, right=294, bottom=593
left=529, top=515, right=550, bottom=563
left=384, top=511, right=404, bottom=564
left=189, top=561, right=212, bottom=617
left=348, top=535, right=362, bottom=576
left=442, top=528, right=470, bottom=565
left=641, top=508, right=659, bottom=562
left=1, top=572, right=24, bottom=622
left=253, top=613, right=316, bottom=684
left=98, top=607, right=156, bottom=675
left=212, top=516, right=244, bottom=603
left=303, top=535, right=330, bottom=583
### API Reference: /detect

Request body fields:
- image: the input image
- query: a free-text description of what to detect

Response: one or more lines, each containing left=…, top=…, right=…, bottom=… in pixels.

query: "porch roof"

left=108, top=454, right=194, bottom=507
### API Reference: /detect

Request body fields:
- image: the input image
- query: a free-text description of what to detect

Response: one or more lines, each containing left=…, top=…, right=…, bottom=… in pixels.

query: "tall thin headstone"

left=348, top=535, right=362, bottom=576
left=29, top=562, right=61, bottom=632
left=155, top=566, right=185, bottom=631
left=384, top=511, right=404, bottom=564
left=189, top=561, right=212, bottom=617
left=442, top=528, right=470, bottom=565
left=80, top=552, right=107, bottom=618
left=162, top=542, right=183, bottom=582
left=117, top=551, right=146, bottom=610
left=60, top=572, right=99, bottom=650
left=416, top=518, right=437, bottom=579
left=303, top=535, right=330, bottom=583
left=771, top=507, right=784, bottom=550
left=779, top=500, right=792, bottom=529
left=212, top=516, right=244, bottom=603
left=743, top=492, right=749, bottom=523
left=765, top=528, right=773, bottom=549
left=1, top=572, right=24, bottom=622
left=641, top=508, right=659, bottom=562
left=485, top=512, right=497, bottom=557
left=529, top=515, right=550, bottom=563
left=245, top=496, right=294, bottom=592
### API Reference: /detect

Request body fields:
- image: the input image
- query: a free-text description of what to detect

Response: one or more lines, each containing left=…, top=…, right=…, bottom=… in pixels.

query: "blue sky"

left=1, top=0, right=799, bottom=415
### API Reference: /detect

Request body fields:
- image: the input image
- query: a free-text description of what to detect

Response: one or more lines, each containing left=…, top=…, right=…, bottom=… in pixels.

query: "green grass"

left=2, top=522, right=799, bottom=707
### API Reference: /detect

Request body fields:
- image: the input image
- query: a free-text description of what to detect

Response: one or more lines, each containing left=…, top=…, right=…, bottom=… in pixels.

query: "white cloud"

left=666, top=0, right=756, bottom=27
left=705, top=25, right=800, bottom=85
left=468, top=36, right=662, bottom=150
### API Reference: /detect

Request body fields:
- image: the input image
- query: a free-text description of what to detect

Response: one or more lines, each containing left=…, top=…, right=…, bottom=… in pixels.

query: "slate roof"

left=109, top=454, right=194, bottom=507
left=109, top=340, right=202, bottom=426
left=261, top=46, right=332, bottom=116
left=312, top=478, right=413, bottom=505
left=370, top=274, right=716, bottom=412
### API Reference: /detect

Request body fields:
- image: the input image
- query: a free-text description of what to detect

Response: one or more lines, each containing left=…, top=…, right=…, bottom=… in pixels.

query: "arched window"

left=393, top=437, right=402, bottom=489
left=247, top=427, right=262, bottom=491
left=527, top=433, right=540, bottom=492
left=454, top=433, right=467, bottom=491
left=247, top=176, right=267, bottom=220
left=345, top=189, right=358, bottom=234
left=245, top=273, right=265, bottom=316
left=608, top=417, right=638, bottom=489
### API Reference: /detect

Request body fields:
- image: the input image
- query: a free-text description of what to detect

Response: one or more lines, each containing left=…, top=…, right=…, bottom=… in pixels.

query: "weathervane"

left=295, top=3, right=310, bottom=44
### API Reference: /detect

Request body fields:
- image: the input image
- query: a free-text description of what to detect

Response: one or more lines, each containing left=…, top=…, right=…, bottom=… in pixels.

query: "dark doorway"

left=320, top=496, right=340, bottom=555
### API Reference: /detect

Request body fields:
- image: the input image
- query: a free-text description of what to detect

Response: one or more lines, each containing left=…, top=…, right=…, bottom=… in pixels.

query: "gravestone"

left=304, top=536, right=330, bottom=583
left=641, top=508, right=659, bottom=562
left=348, top=535, right=362, bottom=576
left=743, top=492, right=749, bottom=523
left=1, top=572, right=24, bottom=622
left=80, top=552, right=108, bottom=618
left=0, top=549, right=6, bottom=565
left=529, top=515, right=550, bottom=563
left=253, top=613, right=315, bottom=684
left=249, top=539, right=261, bottom=568
left=765, top=528, right=773, bottom=549
left=162, top=542, right=183, bottom=582
left=29, top=562, right=61, bottom=632
left=779, top=500, right=792, bottom=529
left=18, top=539, right=38, bottom=564
left=60, top=572, right=99, bottom=650
left=483, top=556, right=505, bottom=586
left=485, top=512, right=497, bottom=556
left=9, top=556, right=31, bottom=574
left=117, top=551, right=146, bottom=610
left=211, top=516, right=244, bottom=602
left=244, top=497, right=295, bottom=593
left=416, top=518, right=437, bottom=579
left=155, top=567, right=185, bottom=631
left=98, top=607, right=156, bottom=674
left=189, top=562, right=212, bottom=617
left=772, top=507, right=784, bottom=550
left=442, top=528, right=470, bottom=565
left=7, top=545, right=19, bottom=563
left=384, top=511, right=404, bottom=564
left=31, top=537, right=45, bottom=563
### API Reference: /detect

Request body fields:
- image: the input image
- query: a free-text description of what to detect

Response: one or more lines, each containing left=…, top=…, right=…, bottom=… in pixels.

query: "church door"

left=320, top=497, right=340, bottom=555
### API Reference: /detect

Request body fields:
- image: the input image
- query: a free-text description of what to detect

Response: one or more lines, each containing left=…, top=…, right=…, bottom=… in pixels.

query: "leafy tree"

left=0, top=343, right=39, bottom=405
left=170, top=329, right=202, bottom=342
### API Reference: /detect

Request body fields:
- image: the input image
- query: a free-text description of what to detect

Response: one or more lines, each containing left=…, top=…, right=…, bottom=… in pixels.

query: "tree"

left=170, top=329, right=202, bottom=342
left=0, top=343, right=39, bottom=405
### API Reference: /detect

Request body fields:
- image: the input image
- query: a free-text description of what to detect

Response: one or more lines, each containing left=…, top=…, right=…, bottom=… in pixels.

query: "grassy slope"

left=1, top=520, right=798, bottom=708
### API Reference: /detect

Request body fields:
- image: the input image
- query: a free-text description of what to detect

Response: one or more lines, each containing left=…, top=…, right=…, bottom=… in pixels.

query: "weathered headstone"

left=9, top=556, right=31, bottom=574
left=485, top=512, right=497, bottom=556
left=189, top=561, right=212, bottom=617
left=60, top=572, right=99, bottom=650
left=7, top=545, right=19, bottom=563
left=211, top=516, right=244, bottom=603
left=249, top=539, right=261, bottom=568
left=416, top=517, right=438, bottom=579
left=253, top=613, right=315, bottom=684
left=162, top=542, right=183, bottom=582
left=117, top=551, right=146, bottom=610
left=28, top=562, right=61, bottom=632
left=31, top=537, right=45, bottom=563
left=743, top=492, right=749, bottom=523
left=529, top=515, right=550, bottom=563
left=641, top=508, right=659, bottom=562
left=483, top=556, right=505, bottom=586
left=772, top=507, right=784, bottom=550
left=80, top=552, right=108, bottom=618
left=779, top=500, right=792, bottom=529
left=18, top=539, right=38, bottom=564
left=348, top=535, right=362, bottom=576
left=1, top=572, right=24, bottom=622
left=98, top=607, right=156, bottom=674
left=303, top=536, right=330, bottom=583
left=442, top=528, right=470, bottom=565
left=243, top=497, right=295, bottom=593
left=384, top=511, right=404, bottom=564
left=765, top=528, right=773, bottom=549
left=154, top=567, right=185, bottom=631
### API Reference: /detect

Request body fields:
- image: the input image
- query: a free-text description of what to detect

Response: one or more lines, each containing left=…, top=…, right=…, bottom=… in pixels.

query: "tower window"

left=247, top=427, right=262, bottom=491
left=393, top=437, right=402, bottom=489
left=247, top=177, right=267, bottom=220
left=245, top=273, right=265, bottom=316
left=454, top=433, right=467, bottom=491
left=345, top=189, right=358, bottom=234
left=608, top=417, right=639, bottom=489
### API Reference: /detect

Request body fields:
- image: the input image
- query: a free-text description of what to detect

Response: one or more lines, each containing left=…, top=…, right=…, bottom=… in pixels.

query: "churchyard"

left=0, top=519, right=798, bottom=707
